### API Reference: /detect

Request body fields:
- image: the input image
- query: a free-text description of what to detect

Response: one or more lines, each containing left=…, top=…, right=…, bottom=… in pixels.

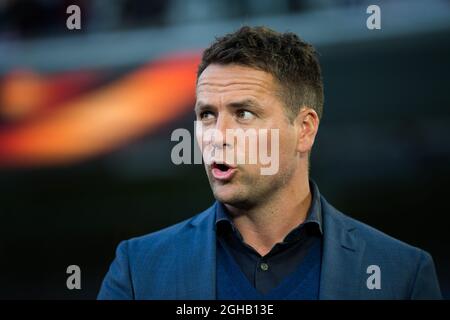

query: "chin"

left=212, top=185, right=253, bottom=209
left=213, top=186, right=237, bottom=202
left=213, top=184, right=239, bottom=201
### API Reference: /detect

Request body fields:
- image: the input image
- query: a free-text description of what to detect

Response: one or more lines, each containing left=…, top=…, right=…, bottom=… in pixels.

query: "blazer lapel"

left=174, top=203, right=217, bottom=299
left=175, top=197, right=367, bottom=300
left=319, top=196, right=366, bottom=299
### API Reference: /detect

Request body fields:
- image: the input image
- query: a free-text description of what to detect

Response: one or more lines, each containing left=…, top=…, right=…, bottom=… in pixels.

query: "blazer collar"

left=188, top=195, right=367, bottom=300
left=319, top=196, right=366, bottom=299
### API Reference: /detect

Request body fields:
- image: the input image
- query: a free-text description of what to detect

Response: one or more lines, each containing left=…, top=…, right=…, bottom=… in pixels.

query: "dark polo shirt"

left=215, top=180, right=323, bottom=294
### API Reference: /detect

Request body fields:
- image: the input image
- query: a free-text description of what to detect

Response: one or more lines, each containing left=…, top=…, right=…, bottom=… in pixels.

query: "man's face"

left=195, top=64, right=301, bottom=209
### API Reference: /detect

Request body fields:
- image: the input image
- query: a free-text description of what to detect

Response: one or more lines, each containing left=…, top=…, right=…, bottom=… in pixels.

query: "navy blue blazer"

left=98, top=196, right=442, bottom=299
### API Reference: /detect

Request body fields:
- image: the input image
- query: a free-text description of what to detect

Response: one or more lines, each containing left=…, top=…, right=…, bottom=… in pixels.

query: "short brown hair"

left=197, top=26, right=324, bottom=121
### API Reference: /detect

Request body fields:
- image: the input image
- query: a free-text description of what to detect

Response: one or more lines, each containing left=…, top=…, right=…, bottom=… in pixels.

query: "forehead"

left=196, top=64, right=278, bottom=99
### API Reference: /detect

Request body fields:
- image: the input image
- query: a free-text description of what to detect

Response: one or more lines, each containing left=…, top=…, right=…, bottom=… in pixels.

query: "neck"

left=224, top=174, right=312, bottom=257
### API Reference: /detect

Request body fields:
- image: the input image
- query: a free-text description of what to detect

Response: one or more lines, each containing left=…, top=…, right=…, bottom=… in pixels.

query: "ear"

left=294, top=107, right=320, bottom=154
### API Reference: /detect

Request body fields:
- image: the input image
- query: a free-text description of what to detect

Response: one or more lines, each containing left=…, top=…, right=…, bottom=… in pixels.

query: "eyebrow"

left=194, top=99, right=262, bottom=113
left=228, top=99, right=260, bottom=110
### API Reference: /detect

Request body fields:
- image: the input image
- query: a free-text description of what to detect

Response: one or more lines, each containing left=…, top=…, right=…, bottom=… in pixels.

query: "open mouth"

left=211, top=162, right=236, bottom=180
left=214, top=163, right=230, bottom=171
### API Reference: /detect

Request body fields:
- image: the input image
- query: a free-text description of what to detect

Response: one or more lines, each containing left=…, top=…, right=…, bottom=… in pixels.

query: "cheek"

left=275, top=130, right=298, bottom=169
left=280, top=126, right=297, bottom=149
left=263, top=125, right=291, bottom=151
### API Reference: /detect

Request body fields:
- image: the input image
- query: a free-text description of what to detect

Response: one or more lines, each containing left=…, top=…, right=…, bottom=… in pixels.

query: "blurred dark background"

left=0, top=0, right=449, bottom=299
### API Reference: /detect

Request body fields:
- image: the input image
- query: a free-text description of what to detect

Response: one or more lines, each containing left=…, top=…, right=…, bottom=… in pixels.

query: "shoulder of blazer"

left=124, top=202, right=216, bottom=256
left=321, top=195, right=424, bottom=263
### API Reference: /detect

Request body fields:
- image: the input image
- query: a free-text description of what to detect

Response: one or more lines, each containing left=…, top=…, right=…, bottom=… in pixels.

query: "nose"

left=212, top=113, right=232, bottom=149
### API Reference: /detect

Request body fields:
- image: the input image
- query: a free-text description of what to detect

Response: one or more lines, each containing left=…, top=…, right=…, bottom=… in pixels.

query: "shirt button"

left=260, top=262, right=269, bottom=271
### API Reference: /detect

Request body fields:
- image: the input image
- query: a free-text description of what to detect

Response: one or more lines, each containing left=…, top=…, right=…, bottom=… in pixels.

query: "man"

left=98, top=26, right=442, bottom=299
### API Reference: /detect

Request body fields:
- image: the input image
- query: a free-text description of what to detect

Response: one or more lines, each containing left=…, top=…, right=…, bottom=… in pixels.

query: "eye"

left=199, top=111, right=215, bottom=121
left=236, top=110, right=255, bottom=121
